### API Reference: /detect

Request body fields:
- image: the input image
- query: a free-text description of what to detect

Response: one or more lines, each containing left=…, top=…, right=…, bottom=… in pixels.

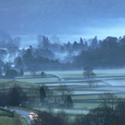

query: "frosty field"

left=1, top=69, right=125, bottom=115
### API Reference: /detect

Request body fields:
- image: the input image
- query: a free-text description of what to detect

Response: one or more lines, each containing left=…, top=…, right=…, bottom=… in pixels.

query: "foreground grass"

left=0, top=116, right=14, bottom=125
left=0, top=108, right=28, bottom=125
left=0, top=110, right=10, bottom=115
left=15, top=114, right=28, bottom=125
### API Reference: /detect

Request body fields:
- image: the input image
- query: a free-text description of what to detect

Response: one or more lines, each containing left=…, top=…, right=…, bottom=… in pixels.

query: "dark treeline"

left=0, top=33, right=125, bottom=74
left=74, top=36, right=125, bottom=68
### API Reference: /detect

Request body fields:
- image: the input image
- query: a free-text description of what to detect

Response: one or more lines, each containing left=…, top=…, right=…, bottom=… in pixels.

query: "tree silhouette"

left=5, top=69, right=18, bottom=78
left=9, top=85, right=27, bottom=106
left=20, top=68, right=24, bottom=76
left=83, top=66, right=96, bottom=79
left=40, top=87, right=46, bottom=102
left=66, top=95, right=73, bottom=108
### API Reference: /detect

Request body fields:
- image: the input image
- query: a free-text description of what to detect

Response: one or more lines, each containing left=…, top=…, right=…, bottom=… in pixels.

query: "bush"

left=5, top=69, right=18, bottom=78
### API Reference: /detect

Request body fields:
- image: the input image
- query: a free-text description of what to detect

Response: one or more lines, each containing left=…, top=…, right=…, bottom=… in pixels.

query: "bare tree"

left=57, top=84, right=73, bottom=101
left=83, top=66, right=96, bottom=79
left=87, top=81, right=98, bottom=87
left=99, top=93, right=118, bottom=110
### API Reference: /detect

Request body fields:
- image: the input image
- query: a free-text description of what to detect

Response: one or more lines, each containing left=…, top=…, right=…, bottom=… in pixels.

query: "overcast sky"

left=0, top=0, right=125, bottom=45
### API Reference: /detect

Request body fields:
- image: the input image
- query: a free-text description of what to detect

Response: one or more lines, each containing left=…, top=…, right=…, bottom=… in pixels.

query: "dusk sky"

left=0, top=0, right=125, bottom=46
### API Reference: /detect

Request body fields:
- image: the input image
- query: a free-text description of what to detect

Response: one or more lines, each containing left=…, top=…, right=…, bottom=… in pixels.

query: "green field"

left=45, top=71, right=83, bottom=78
left=1, top=69, right=125, bottom=115
left=0, top=109, right=13, bottom=125
left=17, top=77, right=58, bottom=83
left=0, top=116, right=14, bottom=125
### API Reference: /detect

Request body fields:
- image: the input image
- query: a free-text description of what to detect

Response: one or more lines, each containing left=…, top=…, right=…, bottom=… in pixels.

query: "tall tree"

left=37, top=35, right=50, bottom=49
left=9, top=85, right=27, bottom=106
left=91, top=36, right=98, bottom=49
left=66, top=95, right=73, bottom=108
left=40, top=86, right=46, bottom=102
left=14, top=56, right=23, bottom=69
left=20, top=68, right=24, bottom=76
left=101, top=36, right=118, bottom=50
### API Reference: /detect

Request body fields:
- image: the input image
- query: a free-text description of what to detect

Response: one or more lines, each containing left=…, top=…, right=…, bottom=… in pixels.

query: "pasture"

left=0, top=109, right=13, bottom=125
left=0, top=116, right=13, bottom=125
left=1, top=69, right=125, bottom=115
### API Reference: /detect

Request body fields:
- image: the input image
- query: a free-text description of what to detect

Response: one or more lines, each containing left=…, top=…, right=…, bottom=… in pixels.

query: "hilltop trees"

left=1, top=33, right=125, bottom=71
left=101, top=36, right=118, bottom=50
left=91, top=36, right=98, bottom=48
left=37, top=35, right=50, bottom=49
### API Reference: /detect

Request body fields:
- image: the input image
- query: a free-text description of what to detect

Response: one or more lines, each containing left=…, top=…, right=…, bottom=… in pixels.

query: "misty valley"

left=1, top=0, right=125, bottom=124
left=0, top=31, right=125, bottom=124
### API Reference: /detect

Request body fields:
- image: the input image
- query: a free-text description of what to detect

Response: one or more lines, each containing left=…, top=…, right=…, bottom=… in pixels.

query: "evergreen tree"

left=40, top=86, right=46, bottom=102
left=41, top=71, right=45, bottom=77
left=20, top=68, right=24, bottom=76
left=66, top=95, right=73, bottom=108
left=91, top=36, right=98, bottom=49
left=9, top=85, right=27, bottom=106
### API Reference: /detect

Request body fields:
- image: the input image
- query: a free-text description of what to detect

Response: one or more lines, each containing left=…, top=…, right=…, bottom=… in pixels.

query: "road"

left=0, top=107, right=32, bottom=125
left=11, top=108, right=31, bottom=125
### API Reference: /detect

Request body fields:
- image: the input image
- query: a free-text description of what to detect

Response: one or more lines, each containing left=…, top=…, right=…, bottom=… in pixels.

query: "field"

left=0, top=109, right=13, bottom=125
left=1, top=69, right=125, bottom=116
left=0, top=116, right=13, bottom=125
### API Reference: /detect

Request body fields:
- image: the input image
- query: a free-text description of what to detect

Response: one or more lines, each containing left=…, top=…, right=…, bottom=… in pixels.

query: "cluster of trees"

left=73, top=93, right=125, bottom=125
left=74, top=36, right=125, bottom=68
left=36, top=35, right=125, bottom=68
left=39, top=84, right=73, bottom=108
left=33, top=93, right=125, bottom=125
left=0, top=34, right=125, bottom=74
left=0, top=85, right=27, bottom=107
